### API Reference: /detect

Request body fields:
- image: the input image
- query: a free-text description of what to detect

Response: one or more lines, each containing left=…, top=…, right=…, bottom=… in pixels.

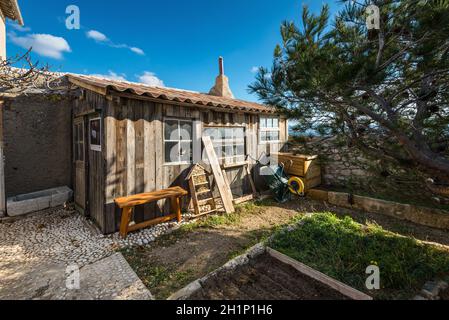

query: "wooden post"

left=171, top=196, right=182, bottom=223
left=119, top=207, right=133, bottom=239
left=0, top=100, right=5, bottom=217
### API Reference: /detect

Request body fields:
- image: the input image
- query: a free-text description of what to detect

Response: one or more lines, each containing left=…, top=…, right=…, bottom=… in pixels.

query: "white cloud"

left=7, top=22, right=31, bottom=32
left=91, top=71, right=127, bottom=82
left=138, top=71, right=164, bottom=87
left=86, top=30, right=108, bottom=42
left=250, top=66, right=259, bottom=73
left=86, top=30, right=144, bottom=55
left=130, top=47, right=145, bottom=55
left=8, top=33, right=71, bottom=59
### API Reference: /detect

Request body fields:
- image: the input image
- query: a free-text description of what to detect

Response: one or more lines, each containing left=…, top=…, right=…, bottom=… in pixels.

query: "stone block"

left=51, top=187, right=73, bottom=207
left=7, top=198, right=40, bottom=217
left=7, top=186, right=73, bottom=218
left=328, top=192, right=350, bottom=207
left=36, top=196, right=52, bottom=211
left=306, top=189, right=329, bottom=202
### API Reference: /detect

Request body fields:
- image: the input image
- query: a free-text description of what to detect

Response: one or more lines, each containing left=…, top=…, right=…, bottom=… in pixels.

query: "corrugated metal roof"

left=67, top=74, right=275, bottom=114
left=0, top=0, right=23, bottom=25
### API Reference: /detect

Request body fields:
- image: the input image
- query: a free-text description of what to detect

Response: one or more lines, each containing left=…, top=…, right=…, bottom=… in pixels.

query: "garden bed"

left=181, top=250, right=358, bottom=300
left=121, top=199, right=449, bottom=300
left=269, top=213, right=449, bottom=300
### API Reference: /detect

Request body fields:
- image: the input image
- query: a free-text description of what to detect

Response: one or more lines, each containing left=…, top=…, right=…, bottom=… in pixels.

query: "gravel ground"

left=0, top=205, right=182, bottom=300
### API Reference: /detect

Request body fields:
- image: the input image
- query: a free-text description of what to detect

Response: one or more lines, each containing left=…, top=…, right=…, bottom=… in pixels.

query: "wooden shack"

left=67, top=70, right=289, bottom=234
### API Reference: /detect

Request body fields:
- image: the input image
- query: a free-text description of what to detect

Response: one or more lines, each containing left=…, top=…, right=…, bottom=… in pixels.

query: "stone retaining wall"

left=307, top=189, right=449, bottom=230
left=288, top=137, right=373, bottom=187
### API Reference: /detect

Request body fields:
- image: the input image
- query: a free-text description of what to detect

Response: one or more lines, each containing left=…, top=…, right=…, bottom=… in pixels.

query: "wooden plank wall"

left=88, top=113, right=105, bottom=232
left=73, top=90, right=105, bottom=116
left=77, top=92, right=288, bottom=234
left=73, top=91, right=107, bottom=232
left=103, top=99, right=197, bottom=233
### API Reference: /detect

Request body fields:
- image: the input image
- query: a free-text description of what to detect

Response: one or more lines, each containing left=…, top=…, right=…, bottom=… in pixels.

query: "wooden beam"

left=127, top=214, right=177, bottom=233
left=67, top=76, right=108, bottom=96
left=109, top=91, right=275, bottom=115
left=233, top=194, right=255, bottom=205
left=266, top=248, right=373, bottom=300
left=221, top=161, right=249, bottom=169
left=202, top=136, right=235, bottom=213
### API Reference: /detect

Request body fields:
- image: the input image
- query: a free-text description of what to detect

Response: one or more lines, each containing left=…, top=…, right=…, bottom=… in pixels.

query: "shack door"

left=74, top=118, right=87, bottom=213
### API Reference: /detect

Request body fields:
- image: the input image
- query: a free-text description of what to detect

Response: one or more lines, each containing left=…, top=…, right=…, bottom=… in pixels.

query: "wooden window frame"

left=89, top=117, right=102, bottom=152
left=203, top=126, right=246, bottom=164
left=163, top=117, right=193, bottom=165
left=73, top=121, right=85, bottom=162
left=259, top=116, right=281, bottom=144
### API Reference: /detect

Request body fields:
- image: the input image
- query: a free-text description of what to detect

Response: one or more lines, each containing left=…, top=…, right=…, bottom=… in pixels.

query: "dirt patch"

left=122, top=201, right=304, bottom=299
left=122, top=198, right=449, bottom=299
left=188, top=253, right=349, bottom=300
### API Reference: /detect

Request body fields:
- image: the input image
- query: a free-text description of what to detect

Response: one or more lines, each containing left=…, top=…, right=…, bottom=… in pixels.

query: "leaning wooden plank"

left=233, top=194, right=255, bottom=205
left=202, top=136, right=235, bottom=213
left=266, top=248, right=373, bottom=300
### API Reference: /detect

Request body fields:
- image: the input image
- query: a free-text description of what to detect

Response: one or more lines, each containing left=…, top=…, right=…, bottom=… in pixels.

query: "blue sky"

left=6, top=0, right=340, bottom=102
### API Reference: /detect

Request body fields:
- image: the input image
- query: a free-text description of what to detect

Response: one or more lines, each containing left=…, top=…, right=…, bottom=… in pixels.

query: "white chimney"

left=209, top=57, right=235, bottom=99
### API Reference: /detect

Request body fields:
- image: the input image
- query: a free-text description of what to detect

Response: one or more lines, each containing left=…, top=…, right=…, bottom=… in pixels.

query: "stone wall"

left=286, top=136, right=441, bottom=208
left=3, top=93, right=73, bottom=197
left=288, top=136, right=374, bottom=187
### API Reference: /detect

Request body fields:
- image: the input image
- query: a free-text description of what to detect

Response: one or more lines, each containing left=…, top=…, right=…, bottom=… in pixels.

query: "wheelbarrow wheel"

left=288, top=176, right=305, bottom=197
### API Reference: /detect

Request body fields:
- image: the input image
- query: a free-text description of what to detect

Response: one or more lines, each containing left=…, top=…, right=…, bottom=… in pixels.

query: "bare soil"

left=188, top=253, right=349, bottom=300
left=122, top=198, right=449, bottom=299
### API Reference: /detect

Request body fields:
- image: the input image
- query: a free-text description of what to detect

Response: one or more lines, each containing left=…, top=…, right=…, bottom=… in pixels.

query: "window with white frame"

left=164, top=118, right=193, bottom=164
left=203, top=127, right=245, bottom=164
left=259, top=116, right=280, bottom=143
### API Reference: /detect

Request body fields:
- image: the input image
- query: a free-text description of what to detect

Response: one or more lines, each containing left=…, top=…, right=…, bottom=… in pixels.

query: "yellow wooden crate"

left=272, top=153, right=322, bottom=190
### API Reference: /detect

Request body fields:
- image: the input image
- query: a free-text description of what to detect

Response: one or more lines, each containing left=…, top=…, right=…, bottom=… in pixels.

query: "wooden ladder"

left=188, top=167, right=220, bottom=217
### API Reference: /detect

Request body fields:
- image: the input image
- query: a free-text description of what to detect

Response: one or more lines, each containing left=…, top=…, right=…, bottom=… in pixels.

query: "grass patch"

left=178, top=199, right=272, bottom=233
left=269, top=213, right=449, bottom=300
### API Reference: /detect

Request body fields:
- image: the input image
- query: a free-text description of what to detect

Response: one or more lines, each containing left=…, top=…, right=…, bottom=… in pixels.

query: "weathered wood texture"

left=73, top=90, right=106, bottom=116
left=116, top=187, right=188, bottom=238
left=75, top=91, right=288, bottom=234
left=73, top=117, right=86, bottom=212
left=88, top=113, right=105, bottom=232
left=203, top=136, right=235, bottom=213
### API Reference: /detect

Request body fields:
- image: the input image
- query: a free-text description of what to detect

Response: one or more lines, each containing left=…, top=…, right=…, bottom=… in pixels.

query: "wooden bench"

left=114, top=186, right=188, bottom=239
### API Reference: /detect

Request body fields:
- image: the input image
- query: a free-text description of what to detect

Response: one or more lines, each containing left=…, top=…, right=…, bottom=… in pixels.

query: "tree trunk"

left=397, top=133, right=449, bottom=177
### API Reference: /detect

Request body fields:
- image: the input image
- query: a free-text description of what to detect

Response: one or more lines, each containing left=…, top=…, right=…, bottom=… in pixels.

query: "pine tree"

left=249, top=0, right=449, bottom=183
